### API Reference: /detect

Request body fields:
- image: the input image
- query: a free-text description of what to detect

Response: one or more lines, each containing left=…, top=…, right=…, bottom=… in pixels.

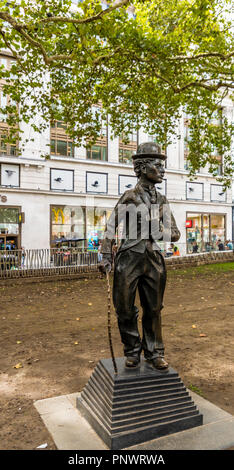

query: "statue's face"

left=144, top=158, right=165, bottom=184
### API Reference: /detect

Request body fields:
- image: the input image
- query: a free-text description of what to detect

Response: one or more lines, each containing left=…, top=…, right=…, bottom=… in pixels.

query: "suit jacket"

left=101, top=182, right=180, bottom=255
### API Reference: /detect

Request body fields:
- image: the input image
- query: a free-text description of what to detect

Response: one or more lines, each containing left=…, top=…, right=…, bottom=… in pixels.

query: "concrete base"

left=34, top=390, right=234, bottom=450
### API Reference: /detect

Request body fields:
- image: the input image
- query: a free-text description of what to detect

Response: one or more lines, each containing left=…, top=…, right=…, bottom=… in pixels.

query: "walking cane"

left=106, top=271, right=118, bottom=375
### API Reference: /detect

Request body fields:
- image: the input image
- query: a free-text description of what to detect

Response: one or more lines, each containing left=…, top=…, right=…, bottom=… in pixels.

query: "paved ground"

left=34, top=390, right=234, bottom=450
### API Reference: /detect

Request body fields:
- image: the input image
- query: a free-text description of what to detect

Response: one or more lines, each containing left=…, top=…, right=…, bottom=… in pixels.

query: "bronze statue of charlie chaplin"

left=100, top=142, right=180, bottom=370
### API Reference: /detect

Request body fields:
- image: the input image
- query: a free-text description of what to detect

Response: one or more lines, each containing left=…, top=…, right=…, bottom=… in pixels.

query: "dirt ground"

left=0, top=262, right=233, bottom=450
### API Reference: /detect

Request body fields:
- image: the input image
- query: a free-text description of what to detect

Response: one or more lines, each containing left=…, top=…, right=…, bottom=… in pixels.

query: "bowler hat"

left=132, top=142, right=167, bottom=161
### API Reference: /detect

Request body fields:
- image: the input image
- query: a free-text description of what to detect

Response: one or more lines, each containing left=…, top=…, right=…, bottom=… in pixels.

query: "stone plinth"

left=77, top=357, right=203, bottom=450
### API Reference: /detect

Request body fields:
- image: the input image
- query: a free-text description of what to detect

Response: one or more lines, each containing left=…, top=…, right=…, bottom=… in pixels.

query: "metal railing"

left=0, top=243, right=233, bottom=279
left=0, top=247, right=99, bottom=278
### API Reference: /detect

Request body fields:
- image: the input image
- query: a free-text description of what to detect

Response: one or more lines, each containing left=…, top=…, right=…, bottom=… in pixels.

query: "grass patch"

left=188, top=384, right=204, bottom=397
left=168, top=262, right=234, bottom=278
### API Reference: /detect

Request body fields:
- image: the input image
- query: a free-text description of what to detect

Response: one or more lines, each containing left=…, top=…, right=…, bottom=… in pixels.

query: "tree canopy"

left=0, top=0, right=233, bottom=186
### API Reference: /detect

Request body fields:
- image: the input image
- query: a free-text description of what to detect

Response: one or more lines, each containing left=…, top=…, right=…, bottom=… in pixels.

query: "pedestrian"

left=217, top=239, right=224, bottom=251
left=97, top=241, right=103, bottom=262
left=192, top=241, right=199, bottom=253
left=225, top=240, right=233, bottom=250
left=170, top=243, right=180, bottom=256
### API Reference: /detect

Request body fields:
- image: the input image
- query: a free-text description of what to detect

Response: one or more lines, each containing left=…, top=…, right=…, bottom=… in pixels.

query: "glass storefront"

left=86, top=207, right=112, bottom=249
left=0, top=207, right=20, bottom=250
left=186, top=212, right=226, bottom=253
left=51, top=206, right=85, bottom=245
left=51, top=205, right=112, bottom=249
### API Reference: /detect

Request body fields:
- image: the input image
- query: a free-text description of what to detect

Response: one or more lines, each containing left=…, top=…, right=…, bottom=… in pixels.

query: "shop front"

left=186, top=212, right=226, bottom=253
left=50, top=205, right=113, bottom=250
left=0, top=206, right=21, bottom=250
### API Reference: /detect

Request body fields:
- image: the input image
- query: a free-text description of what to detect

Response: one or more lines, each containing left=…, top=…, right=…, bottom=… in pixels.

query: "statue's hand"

left=99, top=255, right=112, bottom=274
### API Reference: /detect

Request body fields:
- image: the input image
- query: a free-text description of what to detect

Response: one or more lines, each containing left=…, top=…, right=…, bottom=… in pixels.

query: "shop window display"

left=86, top=207, right=112, bottom=249
left=0, top=207, right=20, bottom=250
left=51, top=206, right=85, bottom=245
left=51, top=205, right=112, bottom=249
left=186, top=212, right=226, bottom=253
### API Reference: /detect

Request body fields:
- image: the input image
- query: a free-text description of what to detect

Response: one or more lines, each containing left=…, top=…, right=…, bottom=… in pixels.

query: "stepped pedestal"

left=77, top=357, right=203, bottom=450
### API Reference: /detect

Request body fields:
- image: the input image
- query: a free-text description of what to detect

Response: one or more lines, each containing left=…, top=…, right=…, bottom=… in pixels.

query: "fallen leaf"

left=199, top=334, right=207, bottom=337
left=192, top=325, right=197, bottom=328
left=88, top=302, right=92, bottom=306
left=76, top=317, right=80, bottom=321
left=13, top=363, right=23, bottom=369
left=16, top=341, right=22, bottom=344
left=74, top=341, right=79, bottom=345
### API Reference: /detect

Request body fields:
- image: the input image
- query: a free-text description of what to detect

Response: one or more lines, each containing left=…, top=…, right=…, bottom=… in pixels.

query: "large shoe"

left=146, top=357, right=169, bottom=370
left=125, top=356, right=140, bottom=368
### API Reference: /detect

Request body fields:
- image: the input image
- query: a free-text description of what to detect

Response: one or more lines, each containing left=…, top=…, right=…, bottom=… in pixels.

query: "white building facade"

left=0, top=97, right=233, bottom=256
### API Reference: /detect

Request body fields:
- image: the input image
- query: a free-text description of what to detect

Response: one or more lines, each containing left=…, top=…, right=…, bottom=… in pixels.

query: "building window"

left=186, top=212, right=226, bottom=254
left=0, top=127, right=17, bottom=156
left=51, top=206, right=85, bottom=245
left=186, top=182, right=204, bottom=201
left=184, top=110, right=223, bottom=174
left=0, top=163, right=20, bottom=187
left=86, top=105, right=108, bottom=161
left=184, top=117, right=192, bottom=170
left=0, top=55, right=19, bottom=157
left=119, top=129, right=138, bottom=164
left=0, top=206, right=20, bottom=250
left=87, top=145, right=107, bottom=161
left=50, top=168, right=74, bottom=192
left=86, top=171, right=108, bottom=194
left=210, top=184, right=226, bottom=203
left=119, top=148, right=133, bottom=164
left=119, top=174, right=137, bottom=194
left=86, top=207, right=112, bottom=249
left=50, top=121, right=74, bottom=157
left=50, top=205, right=112, bottom=249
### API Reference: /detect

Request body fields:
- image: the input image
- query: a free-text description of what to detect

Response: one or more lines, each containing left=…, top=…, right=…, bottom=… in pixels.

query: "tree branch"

left=37, top=0, right=131, bottom=25
left=168, top=51, right=234, bottom=62
left=0, top=0, right=131, bottom=30
left=93, top=46, right=122, bottom=65
left=0, top=28, right=19, bottom=60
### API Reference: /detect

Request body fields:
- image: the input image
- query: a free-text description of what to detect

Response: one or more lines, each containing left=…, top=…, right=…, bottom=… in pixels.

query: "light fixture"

left=125, top=184, right=132, bottom=188
left=54, top=177, right=63, bottom=182
left=92, top=180, right=99, bottom=187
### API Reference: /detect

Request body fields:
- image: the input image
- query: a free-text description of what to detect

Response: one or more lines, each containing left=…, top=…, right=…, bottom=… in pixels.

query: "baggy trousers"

left=113, top=247, right=167, bottom=360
